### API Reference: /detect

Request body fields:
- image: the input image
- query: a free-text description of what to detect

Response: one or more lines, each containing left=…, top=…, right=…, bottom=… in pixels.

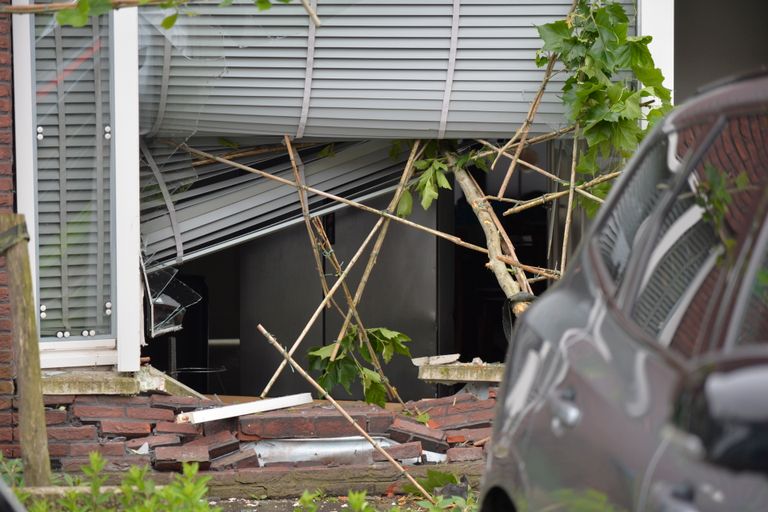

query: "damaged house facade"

left=0, top=0, right=764, bottom=474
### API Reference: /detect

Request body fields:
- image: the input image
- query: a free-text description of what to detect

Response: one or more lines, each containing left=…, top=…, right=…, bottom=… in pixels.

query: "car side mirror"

left=669, top=357, right=768, bottom=475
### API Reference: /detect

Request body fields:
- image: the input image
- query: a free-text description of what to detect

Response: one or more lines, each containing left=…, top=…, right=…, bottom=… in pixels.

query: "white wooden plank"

left=176, top=392, right=314, bottom=424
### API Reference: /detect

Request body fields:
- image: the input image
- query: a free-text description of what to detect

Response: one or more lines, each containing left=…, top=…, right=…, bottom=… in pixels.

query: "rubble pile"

left=9, top=390, right=496, bottom=472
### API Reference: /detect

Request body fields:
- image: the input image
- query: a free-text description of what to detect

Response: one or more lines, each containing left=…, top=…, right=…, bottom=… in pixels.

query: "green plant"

left=308, top=325, right=411, bottom=407
left=536, top=0, right=672, bottom=181
left=21, top=452, right=219, bottom=512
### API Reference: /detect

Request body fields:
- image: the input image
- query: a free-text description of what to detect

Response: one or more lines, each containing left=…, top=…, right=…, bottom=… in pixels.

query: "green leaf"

left=347, top=490, right=370, bottom=512
left=403, top=470, right=458, bottom=495
left=256, top=0, right=272, bottom=10
left=535, top=50, right=549, bottom=68
left=435, top=170, right=452, bottom=190
left=420, top=181, right=439, bottom=210
left=219, top=0, right=234, bottom=6
left=414, top=159, right=431, bottom=171
left=161, top=12, right=179, bottom=29
left=56, top=0, right=90, bottom=27
left=318, top=143, right=336, bottom=158
left=89, top=0, right=113, bottom=17
left=396, top=189, right=413, bottom=218
left=361, top=368, right=387, bottom=407
left=537, top=20, right=572, bottom=53
left=308, top=344, right=336, bottom=361
left=217, top=137, right=240, bottom=149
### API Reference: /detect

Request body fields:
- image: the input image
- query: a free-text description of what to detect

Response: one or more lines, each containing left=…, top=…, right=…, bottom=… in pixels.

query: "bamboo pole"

left=560, top=126, right=580, bottom=273
left=494, top=255, right=561, bottom=280
left=285, top=135, right=332, bottom=303
left=260, top=215, right=386, bottom=398
left=0, top=214, right=51, bottom=486
left=257, top=324, right=436, bottom=504
left=178, top=144, right=490, bottom=255
left=472, top=126, right=576, bottom=161
left=329, top=141, right=422, bottom=361
left=502, top=171, right=621, bottom=216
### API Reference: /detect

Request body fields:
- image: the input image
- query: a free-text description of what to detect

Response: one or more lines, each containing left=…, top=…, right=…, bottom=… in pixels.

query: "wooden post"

left=0, top=214, right=51, bottom=486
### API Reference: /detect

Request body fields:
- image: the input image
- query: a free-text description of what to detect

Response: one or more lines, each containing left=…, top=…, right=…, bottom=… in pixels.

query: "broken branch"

left=258, top=324, right=436, bottom=505
left=494, top=256, right=561, bottom=280
left=452, top=160, right=530, bottom=317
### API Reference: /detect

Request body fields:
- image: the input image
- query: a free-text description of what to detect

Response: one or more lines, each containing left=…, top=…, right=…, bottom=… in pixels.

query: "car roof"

left=664, top=71, right=768, bottom=131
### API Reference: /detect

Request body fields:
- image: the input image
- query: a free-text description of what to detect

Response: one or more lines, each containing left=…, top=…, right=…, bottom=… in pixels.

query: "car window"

left=595, top=137, right=674, bottom=285
left=629, top=114, right=768, bottom=358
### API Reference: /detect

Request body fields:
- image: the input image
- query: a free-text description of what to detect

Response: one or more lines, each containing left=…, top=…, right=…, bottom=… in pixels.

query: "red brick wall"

left=0, top=0, right=14, bottom=398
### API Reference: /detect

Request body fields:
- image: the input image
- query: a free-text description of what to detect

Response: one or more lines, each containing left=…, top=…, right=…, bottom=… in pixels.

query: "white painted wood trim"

left=12, top=0, right=37, bottom=302
left=176, top=393, right=314, bottom=424
left=40, top=349, right=118, bottom=369
left=639, top=0, right=675, bottom=103
left=113, top=7, right=142, bottom=372
left=40, top=339, right=117, bottom=352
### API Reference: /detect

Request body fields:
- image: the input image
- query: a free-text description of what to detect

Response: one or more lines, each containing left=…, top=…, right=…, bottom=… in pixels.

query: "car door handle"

left=650, top=481, right=700, bottom=512
left=549, top=388, right=581, bottom=429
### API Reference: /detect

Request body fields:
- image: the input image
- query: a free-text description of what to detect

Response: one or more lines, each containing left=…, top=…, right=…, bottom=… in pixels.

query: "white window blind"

left=34, top=14, right=114, bottom=340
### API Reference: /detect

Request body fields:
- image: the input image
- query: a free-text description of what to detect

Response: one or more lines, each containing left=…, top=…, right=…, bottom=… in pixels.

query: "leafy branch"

left=309, top=326, right=412, bottom=408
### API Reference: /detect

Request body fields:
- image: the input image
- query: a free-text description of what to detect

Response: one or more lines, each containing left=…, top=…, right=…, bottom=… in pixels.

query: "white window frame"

left=13, top=2, right=142, bottom=371
left=639, top=0, right=675, bottom=103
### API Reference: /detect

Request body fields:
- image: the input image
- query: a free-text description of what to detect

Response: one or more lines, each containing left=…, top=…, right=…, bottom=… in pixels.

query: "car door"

left=640, top=111, right=768, bottom=512
left=510, top=130, right=697, bottom=511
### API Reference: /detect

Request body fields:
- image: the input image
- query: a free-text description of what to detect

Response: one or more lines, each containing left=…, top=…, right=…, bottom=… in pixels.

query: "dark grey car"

left=480, top=72, right=768, bottom=512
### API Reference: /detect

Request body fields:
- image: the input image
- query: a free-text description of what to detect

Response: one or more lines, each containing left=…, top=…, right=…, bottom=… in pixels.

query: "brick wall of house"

left=0, top=0, right=16, bottom=401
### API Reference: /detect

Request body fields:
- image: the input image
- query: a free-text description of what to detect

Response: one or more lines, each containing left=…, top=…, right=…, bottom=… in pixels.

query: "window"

left=629, top=114, right=768, bottom=357
left=34, top=14, right=114, bottom=341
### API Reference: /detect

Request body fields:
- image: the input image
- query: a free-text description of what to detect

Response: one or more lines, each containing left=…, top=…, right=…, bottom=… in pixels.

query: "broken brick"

left=387, top=418, right=447, bottom=453
left=69, top=441, right=126, bottom=457
left=125, top=434, right=181, bottom=450
left=372, top=441, right=422, bottom=462
left=47, top=425, right=98, bottom=441
left=72, top=405, right=125, bottom=420
left=100, top=421, right=152, bottom=438
left=155, top=421, right=201, bottom=437
left=446, top=447, right=484, bottom=462
left=366, top=409, right=395, bottom=433
left=429, top=408, right=495, bottom=430
left=240, top=407, right=366, bottom=439
left=210, top=446, right=260, bottom=470
left=154, top=445, right=210, bottom=471
left=125, top=407, right=175, bottom=422
left=149, top=395, right=207, bottom=412
left=444, top=427, right=492, bottom=445
left=186, top=430, right=239, bottom=459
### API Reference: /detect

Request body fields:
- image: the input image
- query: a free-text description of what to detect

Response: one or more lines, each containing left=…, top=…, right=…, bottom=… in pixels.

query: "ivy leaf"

left=396, top=189, right=413, bottom=218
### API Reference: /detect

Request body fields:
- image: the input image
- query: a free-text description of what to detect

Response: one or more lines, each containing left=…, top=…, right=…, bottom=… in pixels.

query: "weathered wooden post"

left=0, top=214, right=51, bottom=486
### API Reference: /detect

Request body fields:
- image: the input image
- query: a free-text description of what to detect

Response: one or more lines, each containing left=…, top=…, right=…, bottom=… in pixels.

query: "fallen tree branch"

left=473, top=126, right=576, bottom=161
left=502, top=171, right=621, bottom=216
left=452, top=160, right=530, bottom=317
left=257, top=324, right=436, bottom=505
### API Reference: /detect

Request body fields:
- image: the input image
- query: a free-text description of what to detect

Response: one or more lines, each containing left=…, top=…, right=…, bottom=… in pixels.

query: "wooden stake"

left=0, top=214, right=51, bottom=486
left=257, top=324, right=436, bottom=505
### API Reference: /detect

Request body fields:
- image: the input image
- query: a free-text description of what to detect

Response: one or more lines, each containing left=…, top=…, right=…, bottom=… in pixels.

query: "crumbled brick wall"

left=0, top=0, right=15, bottom=401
